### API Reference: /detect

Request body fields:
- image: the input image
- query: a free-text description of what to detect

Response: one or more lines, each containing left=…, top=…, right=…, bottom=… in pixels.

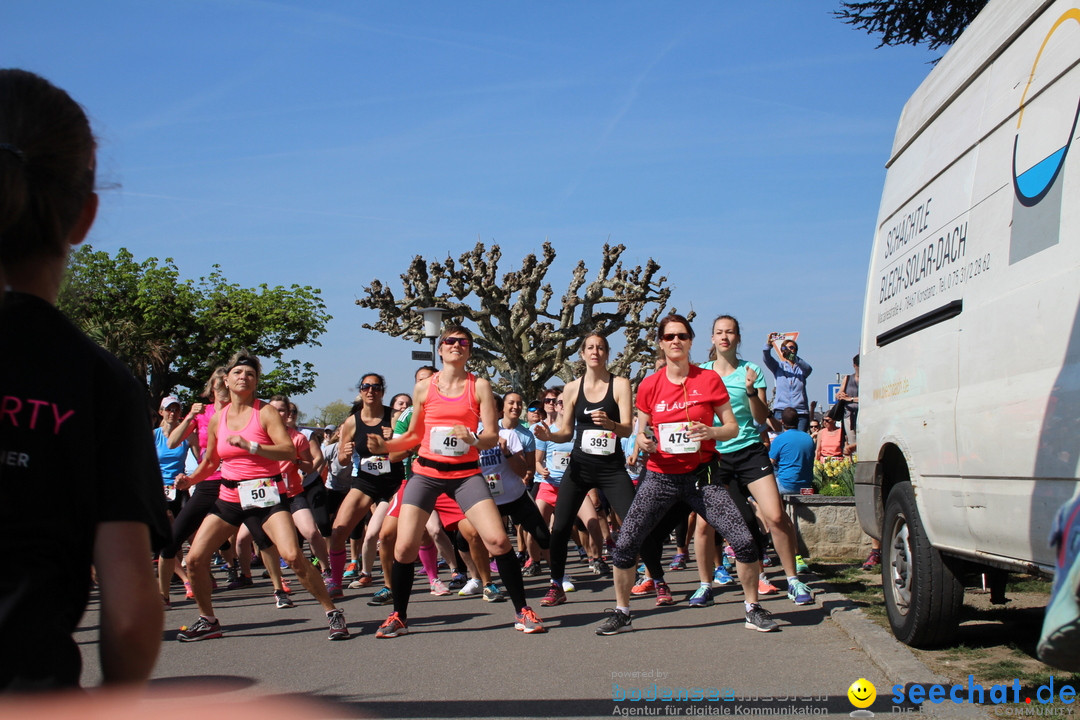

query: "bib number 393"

left=657, top=422, right=700, bottom=454
left=430, top=427, right=469, bottom=457
left=238, top=478, right=281, bottom=510
left=581, top=429, right=617, bottom=456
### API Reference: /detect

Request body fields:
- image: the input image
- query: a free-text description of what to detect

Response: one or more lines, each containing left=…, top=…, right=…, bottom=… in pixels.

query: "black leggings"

left=498, top=493, right=550, bottom=550
left=161, top=480, right=273, bottom=558
left=549, top=460, right=653, bottom=581
left=611, top=469, right=757, bottom=569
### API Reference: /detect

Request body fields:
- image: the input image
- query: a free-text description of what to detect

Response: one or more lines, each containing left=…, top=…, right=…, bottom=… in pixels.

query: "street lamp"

left=416, top=306, right=447, bottom=364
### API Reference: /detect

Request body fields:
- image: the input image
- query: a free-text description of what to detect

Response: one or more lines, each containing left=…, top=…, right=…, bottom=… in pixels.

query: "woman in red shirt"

left=597, top=315, right=777, bottom=635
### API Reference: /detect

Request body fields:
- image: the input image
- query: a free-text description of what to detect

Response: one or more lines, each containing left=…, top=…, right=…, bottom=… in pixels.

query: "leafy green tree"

left=358, top=241, right=689, bottom=401
left=308, top=400, right=353, bottom=428
left=58, top=245, right=331, bottom=408
left=835, top=0, right=987, bottom=50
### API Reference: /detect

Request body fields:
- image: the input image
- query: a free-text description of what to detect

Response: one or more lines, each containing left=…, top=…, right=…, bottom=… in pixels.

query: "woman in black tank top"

left=533, top=333, right=636, bottom=607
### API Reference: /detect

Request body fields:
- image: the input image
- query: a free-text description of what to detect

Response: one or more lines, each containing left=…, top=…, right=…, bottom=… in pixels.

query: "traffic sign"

left=412, top=350, right=433, bottom=361
left=827, top=383, right=841, bottom=405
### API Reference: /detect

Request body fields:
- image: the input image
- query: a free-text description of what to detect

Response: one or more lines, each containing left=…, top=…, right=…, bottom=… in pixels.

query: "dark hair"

left=658, top=314, right=694, bottom=340
left=270, top=393, right=290, bottom=406
left=707, top=314, right=741, bottom=361
left=781, top=407, right=799, bottom=428
left=390, top=393, right=412, bottom=409
left=493, top=393, right=504, bottom=414
left=0, top=69, right=96, bottom=275
left=853, top=354, right=860, bottom=367
left=358, top=372, right=386, bottom=390
left=581, top=332, right=610, bottom=354
left=504, top=390, right=523, bottom=404
left=226, top=349, right=261, bottom=379
left=415, top=365, right=437, bottom=379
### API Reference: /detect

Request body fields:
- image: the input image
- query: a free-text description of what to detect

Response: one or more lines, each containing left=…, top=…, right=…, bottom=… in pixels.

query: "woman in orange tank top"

left=367, top=325, right=546, bottom=637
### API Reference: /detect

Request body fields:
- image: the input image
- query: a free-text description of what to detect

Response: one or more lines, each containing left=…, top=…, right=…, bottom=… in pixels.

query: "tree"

left=835, top=0, right=987, bottom=50
left=58, top=246, right=331, bottom=408
left=308, top=400, right=353, bottom=428
left=357, top=241, right=690, bottom=401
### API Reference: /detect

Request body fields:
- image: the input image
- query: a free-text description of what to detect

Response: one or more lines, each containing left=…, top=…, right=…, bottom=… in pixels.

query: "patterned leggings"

left=610, top=469, right=758, bottom=569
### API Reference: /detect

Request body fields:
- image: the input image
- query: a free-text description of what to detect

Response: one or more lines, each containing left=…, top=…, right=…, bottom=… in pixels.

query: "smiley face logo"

left=848, top=678, right=876, bottom=709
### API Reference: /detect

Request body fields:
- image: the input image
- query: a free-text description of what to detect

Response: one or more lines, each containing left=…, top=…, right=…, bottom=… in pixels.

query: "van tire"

left=882, top=481, right=963, bottom=647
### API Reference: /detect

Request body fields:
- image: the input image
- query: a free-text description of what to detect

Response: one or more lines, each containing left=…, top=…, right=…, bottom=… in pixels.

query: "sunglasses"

left=441, top=337, right=470, bottom=347
left=662, top=333, right=691, bottom=341
left=543, top=398, right=557, bottom=405
left=359, top=383, right=384, bottom=391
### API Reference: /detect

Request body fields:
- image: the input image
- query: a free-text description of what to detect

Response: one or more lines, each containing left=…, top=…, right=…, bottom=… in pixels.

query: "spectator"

left=762, top=335, right=813, bottom=431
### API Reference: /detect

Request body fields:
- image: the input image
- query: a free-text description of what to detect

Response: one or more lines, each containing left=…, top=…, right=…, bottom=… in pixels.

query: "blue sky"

left=5, top=1, right=939, bottom=414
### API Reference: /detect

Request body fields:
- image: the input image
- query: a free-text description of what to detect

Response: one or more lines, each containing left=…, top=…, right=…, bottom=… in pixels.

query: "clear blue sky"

left=5, top=1, right=939, bottom=415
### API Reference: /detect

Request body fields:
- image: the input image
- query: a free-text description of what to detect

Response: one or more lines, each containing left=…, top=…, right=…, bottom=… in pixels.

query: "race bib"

left=360, top=455, right=390, bottom=475
left=430, top=426, right=469, bottom=457
left=581, top=429, right=617, bottom=456
left=164, top=485, right=177, bottom=502
left=657, top=422, right=699, bottom=454
left=486, top=472, right=504, bottom=497
left=237, top=478, right=281, bottom=510
left=550, top=450, right=571, bottom=471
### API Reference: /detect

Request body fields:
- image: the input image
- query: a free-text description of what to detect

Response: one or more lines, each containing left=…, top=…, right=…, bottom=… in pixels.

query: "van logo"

left=1010, top=9, right=1080, bottom=262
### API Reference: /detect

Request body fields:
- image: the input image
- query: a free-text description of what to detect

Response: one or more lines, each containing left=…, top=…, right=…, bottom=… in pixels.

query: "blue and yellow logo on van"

left=1010, top=8, right=1080, bottom=263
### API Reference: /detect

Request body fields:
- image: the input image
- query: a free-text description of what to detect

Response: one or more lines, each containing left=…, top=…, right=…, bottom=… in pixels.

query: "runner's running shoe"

left=343, top=562, right=358, bottom=580
left=522, top=558, right=541, bottom=577
left=669, top=553, right=687, bottom=570
left=177, top=616, right=222, bottom=642
left=184, top=581, right=194, bottom=599
left=713, top=565, right=735, bottom=587
left=540, top=582, right=566, bottom=607
left=430, top=579, right=451, bottom=596
left=631, top=576, right=655, bottom=596
left=655, top=581, right=674, bottom=606
left=758, top=577, right=780, bottom=595
left=596, top=609, right=633, bottom=635
left=561, top=576, right=576, bottom=592
left=457, top=577, right=482, bottom=596
left=745, top=603, right=779, bottom=632
left=688, top=585, right=714, bottom=608
left=367, top=587, right=394, bottom=606
left=514, top=606, right=546, bottom=633
left=375, top=612, right=408, bottom=638
left=795, top=555, right=810, bottom=573
left=483, top=583, right=505, bottom=602
left=787, top=579, right=814, bottom=605
left=275, top=589, right=294, bottom=609
left=325, top=580, right=343, bottom=600
left=327, top=609, right=350, bottom=640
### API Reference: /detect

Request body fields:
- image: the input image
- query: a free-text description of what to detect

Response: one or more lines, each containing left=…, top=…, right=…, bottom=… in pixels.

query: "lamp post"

left=417, top=307, right=447, bottom=364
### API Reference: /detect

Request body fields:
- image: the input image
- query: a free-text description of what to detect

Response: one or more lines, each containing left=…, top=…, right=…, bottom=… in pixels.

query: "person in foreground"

left=0, top=68, right=170, bottom=690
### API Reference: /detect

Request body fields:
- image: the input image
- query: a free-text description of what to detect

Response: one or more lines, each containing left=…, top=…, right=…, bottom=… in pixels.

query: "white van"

left=856, top=0, right=1080, bottom=647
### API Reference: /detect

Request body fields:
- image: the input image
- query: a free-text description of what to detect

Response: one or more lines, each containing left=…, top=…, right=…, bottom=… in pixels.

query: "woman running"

left=598, top=314, right=777, bottom=635
left=367, top=325, right=545, bottom=637
left=155, top=395, right=192, bottom=605
left=533, top=334, right=635, bottom=606
left=326, top=373, right=405, bottom=598
left=174, top=350, right=348, bottom=641
left=696, top=315, right=813, bottom=608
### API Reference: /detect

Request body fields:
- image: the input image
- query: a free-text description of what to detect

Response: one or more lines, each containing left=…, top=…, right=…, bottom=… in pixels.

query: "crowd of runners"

left=1, top=68, right=830, bottom=691
left=151, top=314, right=821, bottom=643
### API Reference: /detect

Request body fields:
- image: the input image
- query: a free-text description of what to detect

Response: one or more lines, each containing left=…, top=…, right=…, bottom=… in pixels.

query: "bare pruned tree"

left=357, top=241, right=690, bottom=401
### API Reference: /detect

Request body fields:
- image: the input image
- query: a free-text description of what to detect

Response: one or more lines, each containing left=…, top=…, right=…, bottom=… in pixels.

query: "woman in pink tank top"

left=173, top=350, right=349, bottom=642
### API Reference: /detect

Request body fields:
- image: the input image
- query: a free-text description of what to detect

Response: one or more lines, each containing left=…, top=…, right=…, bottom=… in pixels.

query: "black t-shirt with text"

left=0, top=292, right=169, bottom=690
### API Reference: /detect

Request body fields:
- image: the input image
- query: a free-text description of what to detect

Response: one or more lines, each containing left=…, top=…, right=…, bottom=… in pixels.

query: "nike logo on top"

left=584, top=406, right=604, bottom=414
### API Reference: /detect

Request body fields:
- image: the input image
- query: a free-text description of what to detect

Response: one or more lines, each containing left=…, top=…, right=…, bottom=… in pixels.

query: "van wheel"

left=882, top=481, right=963, bottom=647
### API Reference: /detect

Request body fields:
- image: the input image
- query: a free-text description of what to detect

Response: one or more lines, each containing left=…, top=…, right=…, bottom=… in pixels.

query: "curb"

left=819, top=586, right=990, bottom=718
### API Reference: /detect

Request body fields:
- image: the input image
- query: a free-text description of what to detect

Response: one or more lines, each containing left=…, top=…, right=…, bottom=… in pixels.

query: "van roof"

left=889, top=0, right=1052, bottom=166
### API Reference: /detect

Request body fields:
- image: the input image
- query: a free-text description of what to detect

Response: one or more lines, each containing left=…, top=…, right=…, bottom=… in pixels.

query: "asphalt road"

left=68, top=556, right=914, bottom=719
